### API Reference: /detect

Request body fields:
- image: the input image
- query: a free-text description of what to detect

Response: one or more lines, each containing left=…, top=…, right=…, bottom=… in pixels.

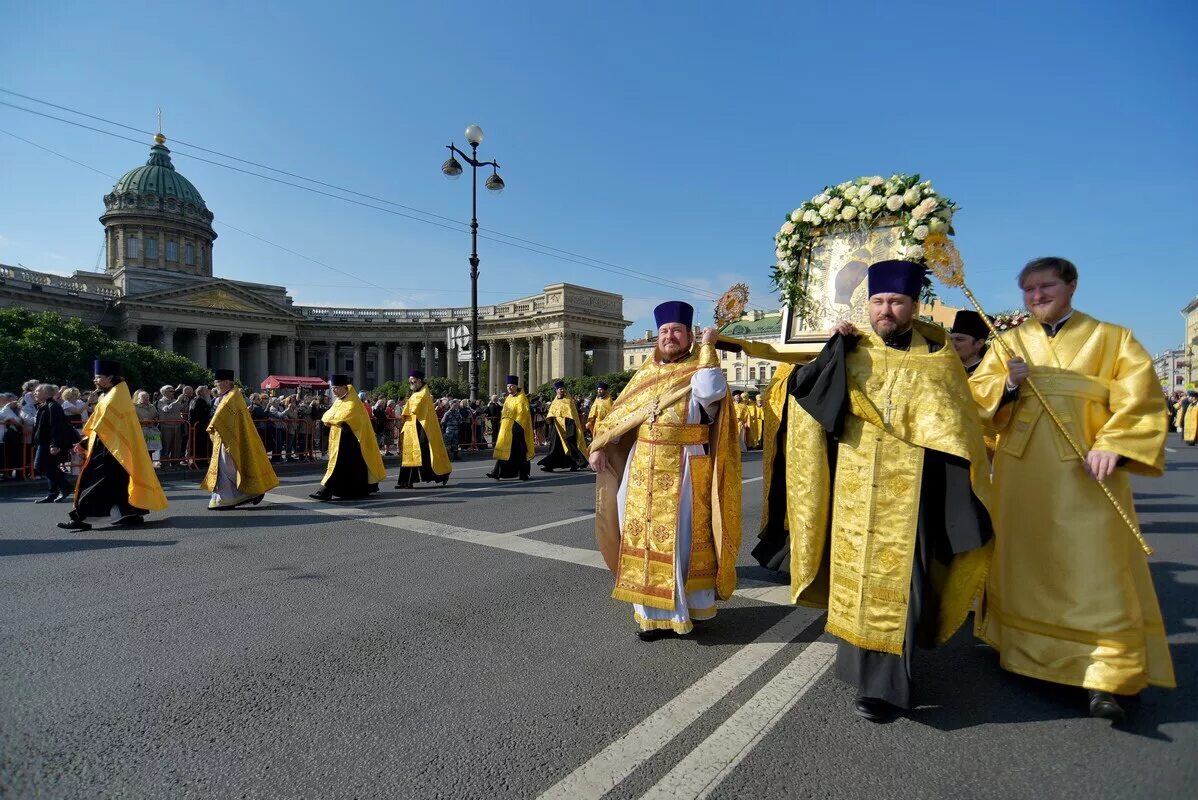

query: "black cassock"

left=538, top=417, right=587, bottom=471
left=396, top=421, right=449, bottom=488
left=754, top=330, right=992, bottom=708
left=73, top=436, right=147, bottom=522
left=189, top=397, right=212, bottom=468
left=325, top=426, right=377, bottom=499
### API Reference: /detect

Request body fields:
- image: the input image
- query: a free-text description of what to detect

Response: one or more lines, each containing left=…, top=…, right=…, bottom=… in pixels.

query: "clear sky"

left=1, top=0, right=1195, bottom=354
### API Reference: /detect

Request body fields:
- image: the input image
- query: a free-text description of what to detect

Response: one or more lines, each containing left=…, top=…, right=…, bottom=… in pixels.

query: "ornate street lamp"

left=442, top=123, right=504, bottom=402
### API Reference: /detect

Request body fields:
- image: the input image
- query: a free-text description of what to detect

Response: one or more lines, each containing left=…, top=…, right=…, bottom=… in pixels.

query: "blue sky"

left=1, top=0, right=1195, bottom=354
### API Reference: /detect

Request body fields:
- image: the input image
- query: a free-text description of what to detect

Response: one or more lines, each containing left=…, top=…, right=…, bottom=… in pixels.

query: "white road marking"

left=508, top=514, right=597, bottom=536
left=371, top=515, right=609, bottom=569
left=639, top=641, right=837, bottom=799
left=535, top=610, right=818, bottom=800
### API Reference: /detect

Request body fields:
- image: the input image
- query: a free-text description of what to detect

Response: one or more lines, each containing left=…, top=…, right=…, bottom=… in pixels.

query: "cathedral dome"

left=111, top=134, right=208, bottom=209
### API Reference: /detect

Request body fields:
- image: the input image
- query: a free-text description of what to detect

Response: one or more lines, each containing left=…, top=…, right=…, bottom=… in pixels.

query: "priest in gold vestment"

left=745, top=391, right=763, bottom=450
left=539, top=380, right=588, bottom=471
left=58, top=359, right=169, bottom=531
left=1183, top=389, right=1198, bottom=446
left=589, top=301, right=741, bottom=641
left=754, top=261, right=993, bottom=721
left=487, top=376, right=534, bottom=481
left=311, top=374, right=386, bottom=501
left=201, top=368, right=278, bottom=510
left=585, top=382, right=613, bottom=436
left=970, top=257, right=1175, bottom=722
left=395, top=370, right=451, bottom=488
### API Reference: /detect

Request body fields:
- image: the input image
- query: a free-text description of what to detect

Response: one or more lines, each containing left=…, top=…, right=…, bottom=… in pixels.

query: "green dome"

left=111, top=139, right=207, bottom=209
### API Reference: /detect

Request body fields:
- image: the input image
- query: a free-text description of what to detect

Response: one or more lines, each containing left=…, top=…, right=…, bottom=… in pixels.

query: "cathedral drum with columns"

left=0, top=133, right=630, bottom=391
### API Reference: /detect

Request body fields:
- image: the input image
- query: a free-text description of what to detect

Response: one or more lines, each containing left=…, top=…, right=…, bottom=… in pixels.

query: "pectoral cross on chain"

left=883, top=399, right=895, bottom=425
left=648, top=397, right=660, bottom=425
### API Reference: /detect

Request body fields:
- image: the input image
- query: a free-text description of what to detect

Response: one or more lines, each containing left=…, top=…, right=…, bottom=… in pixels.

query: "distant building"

left=1183, top=296, right=1198, bottom=386
left=0, top=134, right=629, bottom=391
left=1152, top=347, right=1187, bottom=392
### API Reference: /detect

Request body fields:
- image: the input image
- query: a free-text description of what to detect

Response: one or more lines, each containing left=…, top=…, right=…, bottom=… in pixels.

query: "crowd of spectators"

left=0, top=379, right=573, bottom=483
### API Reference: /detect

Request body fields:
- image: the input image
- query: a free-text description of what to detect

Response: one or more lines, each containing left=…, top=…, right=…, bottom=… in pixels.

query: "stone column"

left=376, top=341, right=389, bottom=385
left=193, top=328, right=209, bottom=368
left=486, top=340, right=497, bottom=397
left=400, top=342, right=411, bottom=381
left=160, top=326, right=176, bottom=354
left=283, top=336, right=297, bottom=375
left=298, top=339, right=310, bottom=376
left=227, top=332, right=242, bottom=374
left=330, top=342, right=341, bottom=377
left=353, top=342, right=366, bottom=389
left=529, top=337, right=540, bottom=390
left=445, top=341, right=455, bottom=379
left=254, top=335, right=269, bottom=386
left=157, top=231, right=167, bottom=269
left=508, top=338, right=518, bottom=379
left=542, top=334, right=552, bottom=381
left=122, top=323, right=140, bottom=343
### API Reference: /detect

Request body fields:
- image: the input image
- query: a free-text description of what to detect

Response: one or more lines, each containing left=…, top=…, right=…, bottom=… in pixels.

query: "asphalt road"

left=1, top=439, right=1194, bottom=799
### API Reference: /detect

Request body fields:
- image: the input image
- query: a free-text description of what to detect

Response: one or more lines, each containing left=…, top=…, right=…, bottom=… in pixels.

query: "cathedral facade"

left=0, top=135, right=630, bottom=393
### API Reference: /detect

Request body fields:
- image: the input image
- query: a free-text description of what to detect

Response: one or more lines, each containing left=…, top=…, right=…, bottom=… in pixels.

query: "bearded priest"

left=310, top=374, right=386, bottom=501
left=589, top=301, right=741, bottom=641
left=970, top=257, right=1175, bottom=722
left=487, top=375, right=534, bottom=481
left=539, top=380, right=588, bottom=472
left=201, top=368, right=278, bottom=509
left=57, top=359, right=168, bottom=531
left=757, top=261, right=994, bottom=721
left=395, top=370, right=451, bottom=489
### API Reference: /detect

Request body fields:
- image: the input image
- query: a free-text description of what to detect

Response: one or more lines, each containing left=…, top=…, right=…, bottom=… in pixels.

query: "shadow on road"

left=691, top=605, right=818, bottom=647
left=0, top=538, right=177, bottom=557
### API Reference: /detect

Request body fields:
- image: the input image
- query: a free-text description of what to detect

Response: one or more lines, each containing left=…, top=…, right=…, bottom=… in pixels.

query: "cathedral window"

left=184, top=244, right=195, bottom=265
left=126, top=236, right=141, bottom=259
left=166, top=241, right=178, bottom=262
left=145, top=238, right=158, bottom=260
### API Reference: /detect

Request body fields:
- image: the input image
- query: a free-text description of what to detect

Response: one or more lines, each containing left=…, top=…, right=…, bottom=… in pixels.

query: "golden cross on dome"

left=155, top=107, right=166, bottom=145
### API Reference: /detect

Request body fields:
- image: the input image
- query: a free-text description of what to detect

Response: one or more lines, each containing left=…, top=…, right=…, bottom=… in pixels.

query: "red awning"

left=260, top=375, right=330, bottom=390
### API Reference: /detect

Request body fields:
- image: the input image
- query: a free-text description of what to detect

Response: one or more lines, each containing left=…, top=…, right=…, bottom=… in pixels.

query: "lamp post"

left=441, top=123, right=505, bottom=402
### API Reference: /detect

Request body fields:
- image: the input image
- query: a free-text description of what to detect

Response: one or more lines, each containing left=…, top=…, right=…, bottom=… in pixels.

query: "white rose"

left=903, top=188, right=921, bottom=206
left=864, top=194, right=884, bottom=212
left=913, top=225, right=929, bottom=240
left=869, top=175, right=885, bottom=187
left=857, top=184, right=873, bottom=199
left=790, top=209, right=802, bottom=223
left=841, top=205, right=858, bottom=221
left=886, top=194, right=904, bottom=212
left=837, top=182, right=852, bottom=192
left=814, top=193, right=830, bottom=205
left=819, top=203, right=837, bottom=220
left=828, top=197, right=844, bottom=210
left=911, top=197, right=938, bottom=220
left=904, top=244, right=924, bottom=260
left=843, top=185, right=859, bottom=200
left=804, top=209, right=821, bottom=224
left=776, top=247, right=787, bottom=259
left=781, top=221, right=796, bottom=235
left=928, top=217, right=946, bottom=231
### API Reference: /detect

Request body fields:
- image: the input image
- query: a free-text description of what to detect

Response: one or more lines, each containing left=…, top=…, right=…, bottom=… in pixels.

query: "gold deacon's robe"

left=539, top=396, right=588, bottom=470
left=1184, top=401, right=1198, bottom=445
left=733, top=400, right=748, bottom=449
left=74, top=381, right=169, bottom=515
left=746, top=402, right=763, bottom=449
left=591, top=343, right=741, bottom=632
left=587, top=395, right=613, bottom=433
left=399, top=386, right=452, bottom=480
left=493, top=391, right=535, bottom=462
left=321, top=386, right=387, bottom=492
left=971, top=312, right=1176, bottom=693
left=548, top=397, right=586, bottom=451
left=764, top=323, right=993, bottom=665
left=201, top=388, right=279, bottom=507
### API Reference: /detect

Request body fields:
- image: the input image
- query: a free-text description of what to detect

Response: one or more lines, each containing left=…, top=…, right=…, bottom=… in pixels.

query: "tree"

left=0, top=308, right=210, bottom=391
left=533, top=370, right=635, bottom=402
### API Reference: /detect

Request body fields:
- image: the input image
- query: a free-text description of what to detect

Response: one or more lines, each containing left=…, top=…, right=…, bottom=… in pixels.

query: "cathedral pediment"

left=119, top=280, right=298, bottom=318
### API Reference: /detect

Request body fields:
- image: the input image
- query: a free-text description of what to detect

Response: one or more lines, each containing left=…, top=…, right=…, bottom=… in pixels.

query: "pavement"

left=0, top=437, right=1195, bottom=799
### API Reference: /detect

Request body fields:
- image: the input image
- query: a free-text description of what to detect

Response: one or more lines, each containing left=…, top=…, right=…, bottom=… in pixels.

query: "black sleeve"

left=789, top=333, right=852, bottom=436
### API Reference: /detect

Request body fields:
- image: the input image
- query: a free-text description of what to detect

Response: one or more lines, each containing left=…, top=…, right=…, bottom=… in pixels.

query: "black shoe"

left=54, top=492, right=71, bottom=502
left=540, top=466, right=553, bottom=472
left=250, top=494, right=264, bottom=506
left=519, top=475, right=530, bottom=481
left=1088, top=691, right=1126, bottom=722
left=112, top=514, right=144, bottom=527
left=853, top=696, right=894, bottom=723
left=57, top=519, right=92, bottom=531
left=35, top=495, right=58, bottom=504
left=309, top=491, right=332, bottom=501
left=636, top=628, right=677, bottom=642
left=485, top=472, right=499, bottom=480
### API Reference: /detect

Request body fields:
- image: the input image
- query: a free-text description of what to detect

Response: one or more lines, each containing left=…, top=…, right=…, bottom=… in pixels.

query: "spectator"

left=133, top=390, right=160, bottom=461
left=486, top=394, right=502, bottom=447
left=59, top=387, right=88, bottom=475
left=441, top=399, right=465, bottom=461
left=155, top=385, right=187, bottom=469
left=0, top=392, right=27, bottom=480
left=32, top=383, right=77, bottom=502
left=190, top=385, right=213, bottom=469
